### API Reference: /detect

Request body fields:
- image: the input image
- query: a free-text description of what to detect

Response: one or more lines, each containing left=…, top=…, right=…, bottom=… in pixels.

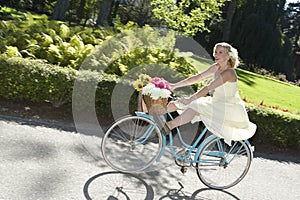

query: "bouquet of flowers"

left=133, top=74, right=171, bottom=114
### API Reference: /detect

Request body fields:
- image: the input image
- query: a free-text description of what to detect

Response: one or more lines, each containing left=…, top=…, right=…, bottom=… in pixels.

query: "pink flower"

left=151, top=77, right=171, bottom=90
left=151, top=77, right=160, bottom=85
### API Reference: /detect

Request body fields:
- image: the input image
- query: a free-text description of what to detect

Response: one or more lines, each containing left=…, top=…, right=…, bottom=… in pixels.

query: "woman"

left=156, top=42, right=256, bottom=145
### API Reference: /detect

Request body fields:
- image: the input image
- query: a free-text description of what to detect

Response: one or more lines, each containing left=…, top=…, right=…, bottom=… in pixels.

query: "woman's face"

left=214, top=46, right=229, bottom=66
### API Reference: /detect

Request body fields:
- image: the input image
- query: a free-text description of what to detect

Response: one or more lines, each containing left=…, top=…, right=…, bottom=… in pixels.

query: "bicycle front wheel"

left=101, top=116, right=162, bottom=173
left=196, top=138, right=252, bottom=190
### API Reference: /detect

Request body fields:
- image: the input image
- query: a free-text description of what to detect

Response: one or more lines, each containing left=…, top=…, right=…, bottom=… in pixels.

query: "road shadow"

left=83, top=171, right=154, bottom=200
left=0, top=114, right=77, bottom=133
left=1, top=114, right=299, bottom=165
left=83, top=171, right=240, bottom=200
left=159, top=182, right=240, bottom=200
left=254, top=152, right=300, bottom=164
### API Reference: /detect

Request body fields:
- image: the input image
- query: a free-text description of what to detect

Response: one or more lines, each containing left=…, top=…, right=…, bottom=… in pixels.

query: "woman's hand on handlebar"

left=170, top=95, right=193, bottom=105
left=178, top=97, right=193, bottom=105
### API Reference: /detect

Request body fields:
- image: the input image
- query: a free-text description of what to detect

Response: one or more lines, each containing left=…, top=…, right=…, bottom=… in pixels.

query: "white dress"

left=174, top=81, right=257, bottom=145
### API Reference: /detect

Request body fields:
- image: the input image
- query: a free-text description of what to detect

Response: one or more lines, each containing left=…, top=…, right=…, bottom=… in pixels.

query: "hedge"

left=0, top=55, right=299, bottom=150
left=0, top=55, right=118, bottom=114
left=246, top=104, right=300, bottom=150
left=0, top=56, right=76, bottom=107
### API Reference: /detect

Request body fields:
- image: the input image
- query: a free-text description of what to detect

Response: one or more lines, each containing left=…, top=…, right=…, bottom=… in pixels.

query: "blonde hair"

left=213, top=42, right=239, bottom=68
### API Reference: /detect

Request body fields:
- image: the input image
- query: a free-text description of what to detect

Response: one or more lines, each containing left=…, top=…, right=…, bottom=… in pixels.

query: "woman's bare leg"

left=166, top=108, right=197, bottom=130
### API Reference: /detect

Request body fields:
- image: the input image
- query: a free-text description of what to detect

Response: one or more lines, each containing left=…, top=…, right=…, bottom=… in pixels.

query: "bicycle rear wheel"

left=101, top=115, right=162, bottom=173
left=196, top=138, right=252, bottom=190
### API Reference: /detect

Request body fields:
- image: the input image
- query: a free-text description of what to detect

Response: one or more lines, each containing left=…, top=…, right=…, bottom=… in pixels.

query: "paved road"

left=0, top=116, right=299, bottom=200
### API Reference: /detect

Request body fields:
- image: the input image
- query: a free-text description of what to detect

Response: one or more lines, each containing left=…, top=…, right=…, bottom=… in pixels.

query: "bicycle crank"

left=175, top=148, right=192, bottom=168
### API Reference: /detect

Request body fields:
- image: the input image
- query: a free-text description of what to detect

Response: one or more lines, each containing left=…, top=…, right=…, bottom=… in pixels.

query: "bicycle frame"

left=101, top=108, right=254, bottom=189
left=135, top=111, right=254, bottom=166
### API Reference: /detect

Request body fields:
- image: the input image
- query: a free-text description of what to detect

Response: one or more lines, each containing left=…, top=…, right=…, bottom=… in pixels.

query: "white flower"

left=150, top=87, right=162, bottom=100
left=142, top=83, right=171, bottom=100
left=158, top=89, right=171, bottom=98
left=229, top=49, right=238, bottom=58
left=142, top=83, right=155, bottom=95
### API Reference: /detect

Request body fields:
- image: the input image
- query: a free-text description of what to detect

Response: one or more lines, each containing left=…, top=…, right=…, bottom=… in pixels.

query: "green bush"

left=246, top=104, right=300, bottom=150
left=0, top=55, right=118, bottom=111
left=107, top=48, right=198, bottom=78
left=0, top=55, right=76, bottom=107
left=0, top=12, right=109, bottom=68
left=80, top=25, right=199, bottom=85
left=1, top=54, right=299, bottom=150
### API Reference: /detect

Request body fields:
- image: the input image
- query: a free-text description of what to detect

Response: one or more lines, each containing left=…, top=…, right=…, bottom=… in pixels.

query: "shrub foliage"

left=0, top=12, right=110, bottom=68
left=0, top=55, right=117, bottom=110
left=246, top=104, right=300, bottom=150
left=0, top=54, right=299, bottom=150
left=0, top=8, right=299, bottom=150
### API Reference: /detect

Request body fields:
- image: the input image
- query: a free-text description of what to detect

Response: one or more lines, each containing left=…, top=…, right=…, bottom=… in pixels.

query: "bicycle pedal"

left=180, top=167, right=187, bottom=174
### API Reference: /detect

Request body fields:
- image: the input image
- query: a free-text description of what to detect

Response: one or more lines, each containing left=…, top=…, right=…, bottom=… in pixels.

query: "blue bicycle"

left=101, top=108, right=254, bottom=190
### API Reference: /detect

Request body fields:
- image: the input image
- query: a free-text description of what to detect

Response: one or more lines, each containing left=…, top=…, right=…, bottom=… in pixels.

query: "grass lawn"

left=188, top=56, right=300, bottom=114
left=237, top=68, right=300, bottom=114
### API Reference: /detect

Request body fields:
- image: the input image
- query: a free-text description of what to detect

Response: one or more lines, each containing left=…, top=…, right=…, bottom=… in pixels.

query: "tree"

left=196, top=0, right=296, bottom=80
left=230, top=0, right=293, bottom=79
left=78, top=0, right=87, bottom=21
left=283, top=2, right=300, bottom=79
left=96, top=0, right=114, bottom=26
left=52, top=0, right=70, bottom=21
left=117, top=0, right=160, bottom=27
left=150, top=0, right=229, bottom=36
left=222, top=0, right=236, bottom=41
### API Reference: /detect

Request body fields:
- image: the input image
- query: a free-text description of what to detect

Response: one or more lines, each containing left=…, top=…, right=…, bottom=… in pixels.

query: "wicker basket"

left=142, top=95, right=168, bottom=115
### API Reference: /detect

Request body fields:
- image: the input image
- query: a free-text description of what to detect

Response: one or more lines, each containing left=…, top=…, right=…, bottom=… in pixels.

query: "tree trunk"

left=96, top=0, right=114, bottom=26
left=78, top=0, right=86, bottom=23
left=293, top=52, right=300, bottom=79
left=52, top=0, right=70, bottom=21
left=222, top=0, right=237, bottom=41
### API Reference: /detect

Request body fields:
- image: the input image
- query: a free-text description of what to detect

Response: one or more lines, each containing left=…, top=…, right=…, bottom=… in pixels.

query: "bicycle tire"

left=196, top=138, right=252, bottom=190
left=101, top=115, right=162, bottom=173
left=84, top=171, right=154, bottom=199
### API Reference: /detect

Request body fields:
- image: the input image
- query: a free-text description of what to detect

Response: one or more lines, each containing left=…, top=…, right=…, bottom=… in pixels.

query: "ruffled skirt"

left=174, top=96, right=256, bottom=145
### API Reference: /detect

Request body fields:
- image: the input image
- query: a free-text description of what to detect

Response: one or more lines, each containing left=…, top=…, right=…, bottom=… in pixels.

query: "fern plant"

left=0, top=9, right=110, bottom=68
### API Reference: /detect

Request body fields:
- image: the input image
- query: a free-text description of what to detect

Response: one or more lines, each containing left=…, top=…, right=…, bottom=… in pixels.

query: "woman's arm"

left=170, top=63, right=218, bottom=90
left=179, top=68, right=236, bottom=104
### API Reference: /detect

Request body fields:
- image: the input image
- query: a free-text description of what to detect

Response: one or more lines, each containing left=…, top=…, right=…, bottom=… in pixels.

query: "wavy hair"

left=213, top=42, right=239, bottom=68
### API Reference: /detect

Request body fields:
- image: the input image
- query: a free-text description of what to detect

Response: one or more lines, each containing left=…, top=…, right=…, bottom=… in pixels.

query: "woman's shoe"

left=153, top=113, right=171, bottom=135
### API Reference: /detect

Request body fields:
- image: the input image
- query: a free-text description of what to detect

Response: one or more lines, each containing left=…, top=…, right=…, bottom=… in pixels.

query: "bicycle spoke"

left=102, top=116, right=162, bottom=172
left=196, top=138, right=252, bottom=189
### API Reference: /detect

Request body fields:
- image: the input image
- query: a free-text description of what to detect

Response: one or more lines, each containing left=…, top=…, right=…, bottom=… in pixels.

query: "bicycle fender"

left=194, top=136, right=254, bottom=161
left=244, top=140, right=254, bottom=160
left=135, top=112, right=166, bottom=162
left=135, top=111, right=154, bottom=121
left=156, top=134, right=167, bottom=162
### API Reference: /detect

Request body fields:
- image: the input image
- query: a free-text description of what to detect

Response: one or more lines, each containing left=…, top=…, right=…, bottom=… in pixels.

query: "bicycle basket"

left=143, top=95, right=168, bottom=115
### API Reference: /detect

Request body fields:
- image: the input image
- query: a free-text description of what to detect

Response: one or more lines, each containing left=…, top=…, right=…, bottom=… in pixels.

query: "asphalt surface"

left=0, top=115, right=300, bottom=200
